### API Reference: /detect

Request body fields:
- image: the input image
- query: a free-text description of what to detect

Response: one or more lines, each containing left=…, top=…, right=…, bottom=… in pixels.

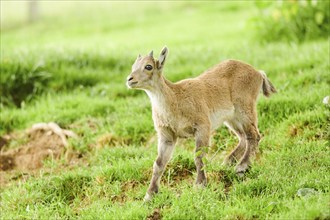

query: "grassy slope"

left=1, top=2, right=329, bottom=219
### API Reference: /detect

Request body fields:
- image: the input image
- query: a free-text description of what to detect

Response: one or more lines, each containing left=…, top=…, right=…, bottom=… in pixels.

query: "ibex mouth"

left=127, top=81, right=138, bottom=88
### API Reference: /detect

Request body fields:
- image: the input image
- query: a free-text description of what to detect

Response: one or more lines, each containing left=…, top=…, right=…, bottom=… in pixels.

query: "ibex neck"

left=145, top=76, right=175, bottom=110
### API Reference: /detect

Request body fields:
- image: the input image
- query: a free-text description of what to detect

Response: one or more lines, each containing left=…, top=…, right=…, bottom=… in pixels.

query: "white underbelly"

left=209, top=107, right=235, bottom=131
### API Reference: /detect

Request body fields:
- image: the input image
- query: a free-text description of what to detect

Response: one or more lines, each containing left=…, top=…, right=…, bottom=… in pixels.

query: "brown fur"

left=126, top=47, right=276, bottom=201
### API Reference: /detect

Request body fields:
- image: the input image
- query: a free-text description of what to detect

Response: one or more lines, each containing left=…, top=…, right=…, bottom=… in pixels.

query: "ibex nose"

left=127, top=76, right=134, bottom=82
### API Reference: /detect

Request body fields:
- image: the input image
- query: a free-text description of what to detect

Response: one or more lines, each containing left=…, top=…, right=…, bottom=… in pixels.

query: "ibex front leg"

left=144, top=130, right=176, bottom=202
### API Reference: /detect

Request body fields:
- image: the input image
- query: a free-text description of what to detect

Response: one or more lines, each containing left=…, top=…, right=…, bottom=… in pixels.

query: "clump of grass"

left=0, top=60, right=51, bottom=107
left=40, top=174, right=93, bottom=205
left=0, top=50, right=130, bottom=108
left=251, top=0, right=330, bottom=42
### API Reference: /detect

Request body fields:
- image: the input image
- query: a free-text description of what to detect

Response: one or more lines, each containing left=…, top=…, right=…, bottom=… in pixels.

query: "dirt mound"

left=0, top=122, right=77, bottom=171
left=147, top=208, right=161, bottom=220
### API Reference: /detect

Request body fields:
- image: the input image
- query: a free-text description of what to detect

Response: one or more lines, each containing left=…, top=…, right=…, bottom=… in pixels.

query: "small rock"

left=323, top=96, right=329, bottom=106
left=297, top=188, right=318, bottom=198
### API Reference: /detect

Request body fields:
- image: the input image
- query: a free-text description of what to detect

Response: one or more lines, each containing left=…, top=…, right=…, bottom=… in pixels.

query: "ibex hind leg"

left=223, top=120, right=246, bottom=166
left=235, top=110, right=261, bottom=176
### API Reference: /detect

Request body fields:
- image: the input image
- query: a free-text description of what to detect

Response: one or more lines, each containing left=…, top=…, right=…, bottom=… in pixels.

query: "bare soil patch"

left=110, top=194, right=127, bottom=203
left=147, top=208, right=161, bottom=220
left=208, top=170, right=235, bottom=194
left=110, top=180, right=142, bottom=204
left=0, top=122, right=77, bottom=173
left=121, top=180, right=140, bottom=191
left=166, top=159, right=195, bottom=185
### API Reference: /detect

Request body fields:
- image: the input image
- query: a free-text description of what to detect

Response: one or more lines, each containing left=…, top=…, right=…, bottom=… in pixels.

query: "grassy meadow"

left=0, top=1, right=329, bottom=219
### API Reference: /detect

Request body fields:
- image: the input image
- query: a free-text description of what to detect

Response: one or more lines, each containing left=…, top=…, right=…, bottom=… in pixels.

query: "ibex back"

left=126, top=46, right=276, bottom=201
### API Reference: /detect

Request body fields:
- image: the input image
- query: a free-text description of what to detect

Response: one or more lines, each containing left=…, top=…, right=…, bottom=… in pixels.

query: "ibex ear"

left=158, top=46, right=168, bottom=70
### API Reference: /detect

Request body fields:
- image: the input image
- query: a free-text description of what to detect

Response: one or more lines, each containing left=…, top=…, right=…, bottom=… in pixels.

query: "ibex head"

left=126, top=46, right=168, bottom=90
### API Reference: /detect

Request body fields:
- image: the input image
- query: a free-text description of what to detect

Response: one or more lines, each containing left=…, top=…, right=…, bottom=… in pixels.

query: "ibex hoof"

left=235, top=163, right=250, bottom=177
left=236, top=171, right=245, bottom=178
left=195, top=179, right=207, bottom=188
left=143, top=192, right=152, bottom=202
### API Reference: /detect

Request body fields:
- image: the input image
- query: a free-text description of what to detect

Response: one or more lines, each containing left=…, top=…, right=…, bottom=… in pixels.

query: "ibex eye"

left=145, top=65, right=153, bottom=71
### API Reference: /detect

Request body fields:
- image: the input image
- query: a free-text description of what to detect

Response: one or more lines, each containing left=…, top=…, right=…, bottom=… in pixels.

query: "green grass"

left=0, top=1, right=329, bottom=219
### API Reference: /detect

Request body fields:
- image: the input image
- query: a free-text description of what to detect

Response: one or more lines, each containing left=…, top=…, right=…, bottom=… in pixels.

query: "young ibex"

left=126, top=46, right=276, bottom=201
